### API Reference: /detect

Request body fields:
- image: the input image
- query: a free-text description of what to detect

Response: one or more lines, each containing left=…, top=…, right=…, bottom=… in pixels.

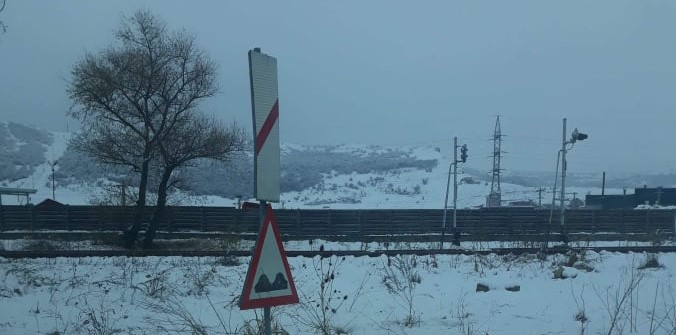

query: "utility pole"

left=114, top=183, right=127, bottom=206
left=49, top=160, right=58, bottom=200
left=656, top=187, right=663, bottom=206
left=536, top=187, right=545, bottom=208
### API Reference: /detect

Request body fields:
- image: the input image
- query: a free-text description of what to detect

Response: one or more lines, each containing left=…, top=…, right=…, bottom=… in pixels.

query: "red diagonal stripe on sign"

left=255, top=99, right=279, bottom=155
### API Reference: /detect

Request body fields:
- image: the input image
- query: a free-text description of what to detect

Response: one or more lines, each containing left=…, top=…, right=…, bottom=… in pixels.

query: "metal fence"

left=1, top=205, right=674, bottom=240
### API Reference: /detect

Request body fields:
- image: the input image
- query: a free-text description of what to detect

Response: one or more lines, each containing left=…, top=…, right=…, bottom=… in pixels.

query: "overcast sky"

left=1, top=1, right=675, bottom=175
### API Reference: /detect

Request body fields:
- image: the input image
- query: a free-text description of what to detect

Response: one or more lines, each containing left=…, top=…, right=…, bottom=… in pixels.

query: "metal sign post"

left=260, top=200, right=270, bottom=335
left=241, top=48, right=296, bottom=335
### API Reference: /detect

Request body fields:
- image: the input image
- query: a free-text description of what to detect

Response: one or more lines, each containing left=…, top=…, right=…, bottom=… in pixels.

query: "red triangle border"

left=239, top=206, right=299, bottom=309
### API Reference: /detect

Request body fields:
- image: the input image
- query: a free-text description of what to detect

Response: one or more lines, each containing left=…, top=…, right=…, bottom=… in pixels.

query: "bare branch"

left=68, top=10, right=223, bottom=247
left=0, top=0, right=6, bottom=35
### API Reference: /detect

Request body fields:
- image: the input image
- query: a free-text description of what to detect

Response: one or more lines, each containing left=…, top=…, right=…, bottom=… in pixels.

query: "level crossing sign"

left=249, top=48, right=280, bottom=203
left=239, top=206, right=298, bottom=309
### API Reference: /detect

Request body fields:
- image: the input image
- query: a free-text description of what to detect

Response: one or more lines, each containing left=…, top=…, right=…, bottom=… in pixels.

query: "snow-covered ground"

left=1, top=250, right=674, bottom=334
left=1, top=237, right=673, bottom=253
left=3, top=126, right=673, bottom=334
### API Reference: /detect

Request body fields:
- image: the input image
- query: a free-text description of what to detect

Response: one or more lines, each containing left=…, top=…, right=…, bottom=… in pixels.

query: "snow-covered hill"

left=0, top=122, right=635, bottom=208
left=261, top=145, right=619, bottom=210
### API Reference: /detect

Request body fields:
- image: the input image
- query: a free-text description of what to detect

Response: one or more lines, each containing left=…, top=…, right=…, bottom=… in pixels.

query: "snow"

left=1, top=237, right=672, bottom=253
left=2, top=127, right=674, bottom=334
left=3, top=131, right=87, bottom=206
left=0, top=251, right=674, bottom=334
left=2, top=132, right=623, bottom=209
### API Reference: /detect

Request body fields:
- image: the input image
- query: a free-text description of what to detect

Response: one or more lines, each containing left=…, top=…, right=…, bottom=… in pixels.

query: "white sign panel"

left=249, top=48, right=280, bottom=202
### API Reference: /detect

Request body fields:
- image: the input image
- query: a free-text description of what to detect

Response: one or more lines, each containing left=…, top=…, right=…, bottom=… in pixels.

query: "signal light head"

left=460, top=144, right=468, bottom=163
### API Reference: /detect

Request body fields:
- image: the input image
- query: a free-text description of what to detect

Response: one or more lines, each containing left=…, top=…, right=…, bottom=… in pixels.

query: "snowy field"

left=1, top=250, right=675, bottom=335
left=2, top=125, right=674, bottom=334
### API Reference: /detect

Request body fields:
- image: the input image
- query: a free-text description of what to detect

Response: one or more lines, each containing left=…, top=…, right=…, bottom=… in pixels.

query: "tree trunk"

left=142, top=167, right=172, bottom=249
left=123, top=158, right=150, bottom=248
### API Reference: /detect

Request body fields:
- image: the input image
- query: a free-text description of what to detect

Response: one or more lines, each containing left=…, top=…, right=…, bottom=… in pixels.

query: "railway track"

left=2, top=245, right=675, bottom=259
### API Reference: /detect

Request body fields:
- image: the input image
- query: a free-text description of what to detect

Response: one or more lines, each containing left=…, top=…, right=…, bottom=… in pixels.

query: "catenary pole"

left=441, top=161, right=453, bottom=248
left=560, top=118, right=567, bottom=241
left=452, top=136, right=459, bottom=246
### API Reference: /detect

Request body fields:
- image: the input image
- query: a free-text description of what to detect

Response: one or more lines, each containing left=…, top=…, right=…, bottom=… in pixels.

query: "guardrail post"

left=233, top=208, right=240, bottom=234
left=358, top=210, right=363, bottom=240
left=30, top=206, right=36, bottom=231
left=327, top=210, right=333, bottom=236
left=199, top=206, right=205, bottom=232
left=389, top=210, right=394, bottom=236
left=65, top=205, right=71, bottom=231
left=673, top=210, right=676, bottom=239
left=295, top=209, right=301, bottom=237
left=476, top=210, right=483, bottom=239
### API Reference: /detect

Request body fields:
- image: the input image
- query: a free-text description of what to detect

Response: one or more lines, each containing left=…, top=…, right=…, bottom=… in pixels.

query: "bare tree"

left=142, top=116, right=245, bottom=248
left=71, top=122, right=148, bottom=173
left=0, top=0, right=7, bottom=35
left=68, top=10, right=218, bottom=247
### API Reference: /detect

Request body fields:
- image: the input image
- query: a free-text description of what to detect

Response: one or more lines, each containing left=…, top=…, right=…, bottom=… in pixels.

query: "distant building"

left=508, top=200, right=535, bottom=207
left=0, top=187, right=37, bottom=205
left=585, top=187, right=676, bottom=209
left=569, top=197, right=584, bottom=209
left=35, top=198, right=66, bottom=209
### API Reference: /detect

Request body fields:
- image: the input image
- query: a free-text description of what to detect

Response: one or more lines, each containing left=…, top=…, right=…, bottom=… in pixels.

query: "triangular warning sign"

left=240, top=206, right=299, bottom=309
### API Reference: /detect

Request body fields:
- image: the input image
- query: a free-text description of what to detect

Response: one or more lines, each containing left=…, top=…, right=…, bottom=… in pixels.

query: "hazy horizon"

left=1, top=1, right=674, bottom=175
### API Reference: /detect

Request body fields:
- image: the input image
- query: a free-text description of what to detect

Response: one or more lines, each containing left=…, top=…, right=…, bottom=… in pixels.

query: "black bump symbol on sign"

left=255, top=273, right=288, bottom=293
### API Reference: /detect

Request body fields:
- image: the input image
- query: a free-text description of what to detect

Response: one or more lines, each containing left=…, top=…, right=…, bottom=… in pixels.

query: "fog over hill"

left=1, top=122, right=675, bottom=207
left=0, top=122, right=53, bottom=182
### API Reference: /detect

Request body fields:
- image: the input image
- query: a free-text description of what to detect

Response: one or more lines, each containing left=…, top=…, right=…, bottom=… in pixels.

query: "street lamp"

left=554, top=118, right=588, bottom=243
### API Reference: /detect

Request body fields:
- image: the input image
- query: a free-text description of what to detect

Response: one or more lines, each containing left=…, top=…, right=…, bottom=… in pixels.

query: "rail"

left=1, top=245, right=675, bottom=259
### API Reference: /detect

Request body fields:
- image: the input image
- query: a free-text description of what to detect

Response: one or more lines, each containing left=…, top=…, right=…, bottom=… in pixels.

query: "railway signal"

left=460, top=144, right=468, bottom=163
left=442, top=138, right=469, bottom=248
